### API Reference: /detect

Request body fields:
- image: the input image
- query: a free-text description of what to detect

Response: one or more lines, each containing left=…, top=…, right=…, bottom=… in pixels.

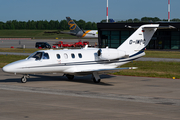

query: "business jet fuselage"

left=3, top=24, right=159, bottom=83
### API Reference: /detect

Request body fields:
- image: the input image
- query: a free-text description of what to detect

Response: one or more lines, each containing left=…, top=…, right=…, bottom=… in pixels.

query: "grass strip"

left=113, top=61, right=180, bottom=79
left=0, top=55, right=28, bottom=68
left=0, top=48, right=38, bottom=53
left=0, top=30, right=77, bottom=39
left=145, top=50, right=180, bottom=59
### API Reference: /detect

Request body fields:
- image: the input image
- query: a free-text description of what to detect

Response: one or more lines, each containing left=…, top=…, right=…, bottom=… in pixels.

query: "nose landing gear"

left=21, top=75, right=29, bottom=83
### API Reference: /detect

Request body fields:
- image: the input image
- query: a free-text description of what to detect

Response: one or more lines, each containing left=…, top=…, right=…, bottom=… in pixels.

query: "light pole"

left=168, top=0, right=170, bottom=22
left=107, top=0, right=108, bottom=23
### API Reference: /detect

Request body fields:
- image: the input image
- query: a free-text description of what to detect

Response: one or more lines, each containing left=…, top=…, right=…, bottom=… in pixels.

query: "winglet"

left=84, top=44, right=88, bottom=49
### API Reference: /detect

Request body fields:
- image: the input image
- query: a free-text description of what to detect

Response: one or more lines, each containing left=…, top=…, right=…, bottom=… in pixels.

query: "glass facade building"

left=97, top=22, right=180, bottom=49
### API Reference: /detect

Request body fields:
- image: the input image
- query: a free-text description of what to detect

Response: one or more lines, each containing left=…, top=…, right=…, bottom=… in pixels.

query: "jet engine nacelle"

left=97, top=48, right=126, bottom=60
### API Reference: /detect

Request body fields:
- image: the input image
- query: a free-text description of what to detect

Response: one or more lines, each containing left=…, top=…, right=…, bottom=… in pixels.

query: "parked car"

left=35, top=42, right=51, bottom=49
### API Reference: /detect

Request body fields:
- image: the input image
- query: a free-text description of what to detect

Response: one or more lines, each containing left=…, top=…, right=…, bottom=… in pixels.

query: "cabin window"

left=71, top=53, right=75, bottom=59
left=78, top=53, right=82, bottom=58
left=56, top=54, right=61, bottom=59
left=64, top=53, right=68, bottom=59
left=43, top=53, right=49, bottom=59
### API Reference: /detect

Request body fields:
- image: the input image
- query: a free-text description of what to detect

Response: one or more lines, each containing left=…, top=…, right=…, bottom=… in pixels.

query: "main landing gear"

left=65, top=73, right=101, bottom=83
left=21, top=75, right=29, bottom=83
left=66, top=74, right=74, bottom=80
left=92, top=72, right=101, bottom=83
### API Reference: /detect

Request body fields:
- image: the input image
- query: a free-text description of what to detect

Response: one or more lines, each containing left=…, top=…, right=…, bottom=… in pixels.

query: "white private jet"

left=60, top=17, right=98, bottom=38
left=3, top=24, right=159, bottom=83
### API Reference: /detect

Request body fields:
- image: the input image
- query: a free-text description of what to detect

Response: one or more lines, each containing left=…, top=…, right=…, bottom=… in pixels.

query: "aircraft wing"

left=75, top=67, right=137, bottom=74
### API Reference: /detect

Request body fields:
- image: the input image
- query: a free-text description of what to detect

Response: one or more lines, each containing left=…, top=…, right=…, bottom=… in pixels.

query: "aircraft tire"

left=66, top=75, right=74, bottom=80
left=93, top=78, right=101, bottom=83
left=21, top=77, right=27, bottom=83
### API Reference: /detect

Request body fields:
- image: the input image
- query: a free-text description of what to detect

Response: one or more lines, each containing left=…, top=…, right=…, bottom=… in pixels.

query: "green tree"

left=49, top=20, right=55, bottom=30
left=141, top=17, right=161, bottom=22
left=54, top=20, right=60, bottom=29
left=133, top=18, right=140, bottom=22
left=127, top=19, right=133, bottom=22
left=43, top=20, right=49, bottom=30
left=31, top=20, right=37, bottom=29
left=171, top=18, right=180, bottom=22
left=59, top=20, right=69, bottom=30
left=92, top=22, right=97, bottom=30
left=0, top=22, right=3, bottom=29
left=77, top=19, right=86, bottom=29
left=85, top=22, right=92, bottom=30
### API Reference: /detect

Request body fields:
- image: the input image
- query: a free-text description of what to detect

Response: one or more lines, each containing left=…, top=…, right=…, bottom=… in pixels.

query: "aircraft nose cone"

left=2, top=65, right=10, bottom=73
left=2, top=64, right=15, bottom=73
left=2, top=59, right=28, bottom=73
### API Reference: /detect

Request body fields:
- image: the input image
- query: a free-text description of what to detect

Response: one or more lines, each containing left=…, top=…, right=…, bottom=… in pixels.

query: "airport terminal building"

left=97, top=22, right=180, bottom=49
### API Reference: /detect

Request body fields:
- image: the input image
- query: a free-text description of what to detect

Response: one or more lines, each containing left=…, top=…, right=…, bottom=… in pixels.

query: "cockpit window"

left=31, top=52, right=43, bottom=60
left=28, top=52, right=45, bottom=60
left=43, top=53, right=49, bottom=59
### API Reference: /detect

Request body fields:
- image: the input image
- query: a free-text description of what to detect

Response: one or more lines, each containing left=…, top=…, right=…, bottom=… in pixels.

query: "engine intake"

left=97, top=48, right=126, bottom=60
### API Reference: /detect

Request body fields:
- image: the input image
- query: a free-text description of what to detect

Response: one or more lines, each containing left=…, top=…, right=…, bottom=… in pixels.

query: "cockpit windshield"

left=28, top=52, right=50, bottom=60
left=28, top=52, right=43, bottom=60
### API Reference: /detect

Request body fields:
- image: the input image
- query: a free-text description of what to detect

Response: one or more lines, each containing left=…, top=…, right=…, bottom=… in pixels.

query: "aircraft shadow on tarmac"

left=1, top=74, right=115, bottom=86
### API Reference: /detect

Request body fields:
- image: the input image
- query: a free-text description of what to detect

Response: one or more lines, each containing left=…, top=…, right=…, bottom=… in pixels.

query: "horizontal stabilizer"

left=60, top=31, right=76, bottom=35
left=126, top=25, right=175, bottom=29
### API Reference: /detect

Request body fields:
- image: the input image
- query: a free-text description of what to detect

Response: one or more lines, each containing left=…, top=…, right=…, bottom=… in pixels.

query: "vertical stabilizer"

left=66, top=17, right=82, bottom=35
left=118, top=24, right=159, bottom=55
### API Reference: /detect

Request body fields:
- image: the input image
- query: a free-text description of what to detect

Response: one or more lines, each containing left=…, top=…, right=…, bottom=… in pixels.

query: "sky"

left=0, top=0, right=180, bottom=23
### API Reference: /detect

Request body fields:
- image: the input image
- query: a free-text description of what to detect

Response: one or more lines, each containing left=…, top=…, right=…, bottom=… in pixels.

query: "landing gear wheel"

left=21, top=76, right=27, bottom=83
left=93, top=78, right=101, bottom=83
left=66, top=75, right=74, bottom=80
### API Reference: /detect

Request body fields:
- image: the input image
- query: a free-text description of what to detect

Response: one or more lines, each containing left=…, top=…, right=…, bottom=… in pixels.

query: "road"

left=0, top=39, right=98, bottom=48
left=0, top=69, right=180, bottom=120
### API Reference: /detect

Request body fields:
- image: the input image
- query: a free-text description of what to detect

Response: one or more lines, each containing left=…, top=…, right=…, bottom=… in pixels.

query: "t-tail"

left=118, top=24, right=159, bottom=56
left=66, top=17, right=82, bottom=35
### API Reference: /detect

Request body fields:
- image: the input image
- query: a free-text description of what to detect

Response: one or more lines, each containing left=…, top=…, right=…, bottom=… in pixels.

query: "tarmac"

left=0, top=69, right=180, bottom=120
left=1, top=39, right=180, bottom=119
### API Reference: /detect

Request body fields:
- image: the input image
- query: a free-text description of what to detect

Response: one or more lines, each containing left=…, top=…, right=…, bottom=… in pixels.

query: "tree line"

left=101, top=17, right=180, bottom=23
left=0, top=19, right=98, bottom=30
left=0, top=17, right=180, bottom=30
left=121, top=17, right=180, bottom=23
